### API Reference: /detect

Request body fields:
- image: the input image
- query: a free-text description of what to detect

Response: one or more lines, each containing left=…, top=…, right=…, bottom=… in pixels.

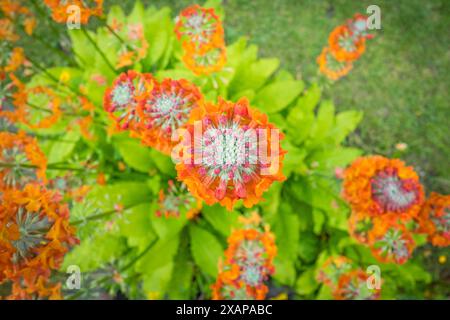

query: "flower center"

left=430, top=206, right=450, bottom=236
left=199, top=120, right=258, bottom=199
left=144, top=92, right=191, bottom=134
left=111, top=81, right=133, bottom=109
left=371, top=168, right=419, bottom=212
left=10, top=207, right=51, bottom=264
left=1, top=147, right=36, bottom=187
left=376, top=228, right=410, bottom=263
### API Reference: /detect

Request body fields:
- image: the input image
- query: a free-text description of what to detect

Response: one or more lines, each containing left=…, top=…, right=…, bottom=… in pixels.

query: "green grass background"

left=33, top=0, right=450, bottom=193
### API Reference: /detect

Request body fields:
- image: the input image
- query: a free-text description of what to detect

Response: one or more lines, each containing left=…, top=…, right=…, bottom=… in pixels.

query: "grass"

left=29, top=0, right=450, bottom=193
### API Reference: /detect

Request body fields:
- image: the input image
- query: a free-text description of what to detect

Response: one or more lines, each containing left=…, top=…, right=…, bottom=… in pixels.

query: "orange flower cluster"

left=0, top=0, right=37, bottom=37
left=317, top=14, right=374, bottom=81
left=416, top=193, right=450, bottom=247
left=343, top=156, right=425, bottom=264
left=104, top=71, right=204, bottom=155
left=44, top=0, right=103, bottom=25
left=212, top=213, right=276, bottom=300
left=155, top=180, right=202, bottom=219
left=0, top=131, right=47, bottom=189
left=113, top=23, right=149, bottom=69
left=317, top=256, right=381, bottom=300
left=175, top=5, right=226, bottom=75
left=176, top=97, right=286, bottom=211
left=0, top=184, right=78, bottom=299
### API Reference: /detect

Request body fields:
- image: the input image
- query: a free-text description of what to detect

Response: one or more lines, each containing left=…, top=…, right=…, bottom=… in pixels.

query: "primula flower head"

left=44, top=0, right=103, bottom=25
left=16, top=85, right=62, bottom=129
left=368, top=219, right=416, bottom=265
left=328, top=25, right=366, bottom=62
left=317, top=256, right=354, bottom=289
left=176, top=98, right=286, bottom=211
left=333, top=270, right=381, bottom=300
left=104, top=70, right=154, bottom=131
left=0, top=131, right=47, bottom=189
left=182, top=42, right=227, bottom=76
left=212, top=215, right=275, bottom=300
left=416, top=193, right=450, bottom=247
left=0, top=184, right=78, bottom=296
left=317, top=46, right=353, bottom=81
left=155, top=180, right=202, bottom=219
left=348, top=211, right=375, bottom=244
left=175, top=4, right=224, bottom=49
left=343, top=156, right=424, bottom=221
left=136, top=78, right=203, bottom=155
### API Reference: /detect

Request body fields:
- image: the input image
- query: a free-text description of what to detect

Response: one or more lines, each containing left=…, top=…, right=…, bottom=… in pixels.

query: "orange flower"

left=0, top=184, right=78, bottom=297
left=136, top=78, right=204, bottom=155
left=212, top=217, right=276, bottom=300
left=0, top=131, right=47, bottom=189
left=15, top=86, right=61, bottom=129
left=348, top=211, right=375, bottom=244
left=7, top=276, right=62, bottom=300
left=0, top=18, right=19, bottom=42
left=115, top=23, right=149, bottom=69
left=416, top=193, right=449, bottom=247
left=316, top=256, right=354, bottom=289
left=368, top=219, right=416, bottom=264
left=155, top=180, right=202, bottom=219
left=333, top=270, right=381, bottom=300
left=1, top=47, right=25, bottom=73
left=342, top=156, right=424, bottom=221
left=176, top=98, right=286, bottom=211
left=317, top=47, right=353, bottom=81
left=104, top=70, right=154, bottom=131
left=0, top=0, right=37, bottom=36
left=182, top=42, right=227, bottom=76
left=175, top=5, right=224, bottom=50
left=44, top=0, right=103, bottom=25
left=328, top=25, right=366, bottom=62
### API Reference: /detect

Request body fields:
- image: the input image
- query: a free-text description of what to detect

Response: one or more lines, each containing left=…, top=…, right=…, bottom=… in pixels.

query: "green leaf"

left=254, top=80, right=304, bottom=113
left=331, top=110, right=363, bottom=144
left=296, top=83, right=321, bottom=112
left=287, top=106, right=315, bottom=145
left=127, top=0, right=145, bottom=23
left=48, top=129, right=80, bottom=163
left=202, top=204, right=240, bottom=237
left=298, top=231, right=320, bottom=264
left=295, top=268, right=319, bottom=296
left=189, top=225, right=224, bottom=278
left=118, top=203, right=157, bottom=251
left=228, top=58, right=279, bottom=94
left=149, top=149, right=176, bottom=176
left=62, top=233, right=127, bottom=272
left=143, top=7, right=172, bottom=67
left=308, top=147, right=362, bottom=171
left=113, top=135, right=154, bottom=173
left=307, top=100, right=335, bottom=146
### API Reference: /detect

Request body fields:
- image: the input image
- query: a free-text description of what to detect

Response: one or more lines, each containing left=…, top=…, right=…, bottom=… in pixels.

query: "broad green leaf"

left=48, top=129, right=80, bottom=163
left=113, top=137, right=154, bottom=173
left=298, top=231, right=320, bottom=263
left=295, top=268, right=319, bottom=296
left=189, top=225, right=224, bottom=278
left=296, top=83, right=321, bottom=112
left=331, top=110, right=363, bottom=144
left=202, top=204, right=240, bottom=237
left=254, top=80, right=304, bottom=113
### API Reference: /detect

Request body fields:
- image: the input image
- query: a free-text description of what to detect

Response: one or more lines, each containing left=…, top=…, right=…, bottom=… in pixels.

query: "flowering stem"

left=98, top=17, right=134, bottom=52
left=0, top=161, right=87, bottom=172
left=71, top=202, right=143, bottom=226
left=81, top=27, right=116, bottom=73
left=65, top=237, right=158, bottom=300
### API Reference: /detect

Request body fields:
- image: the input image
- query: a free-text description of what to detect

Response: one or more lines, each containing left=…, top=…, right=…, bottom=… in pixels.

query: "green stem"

left=71, top=202, right=143, bottom=226
left=81, top=28, right=116, bottom=73
left=0, top=162, right=88, bottom=172
left=99, top=18, right=134, bottom=52
left=65, top=237, right=158, bottom=300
